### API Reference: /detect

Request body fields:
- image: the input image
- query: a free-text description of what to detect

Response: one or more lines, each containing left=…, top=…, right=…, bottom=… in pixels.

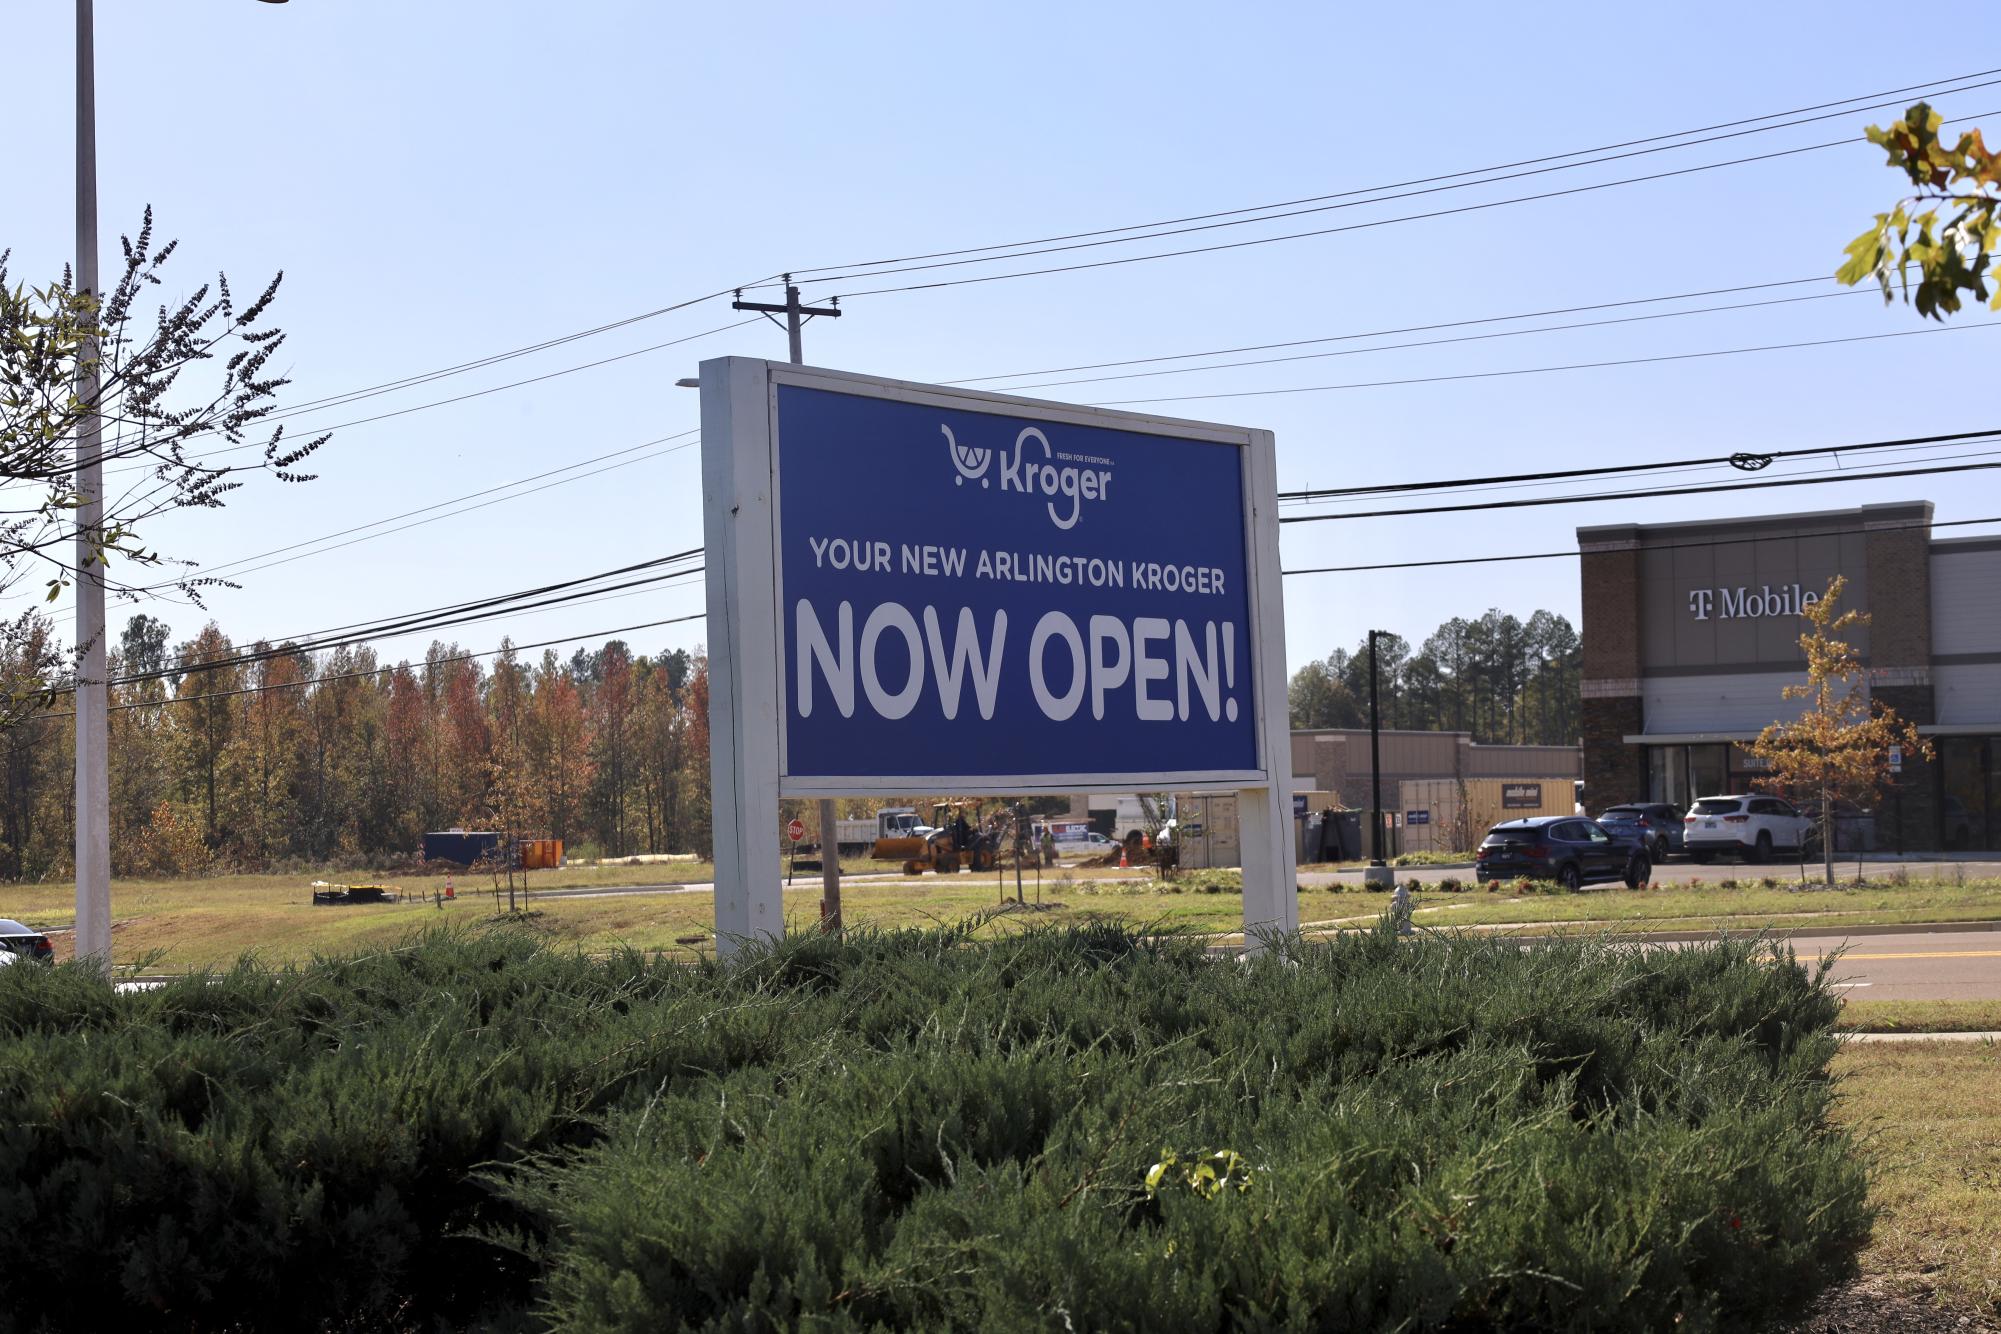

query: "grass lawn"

left=0, top=864, right=1167, bottom=969
left=1838, top=998, right=2001, bottom=1032
left=1832, top=1040, right=2001, bottom=1322
left=5, top=864, right=1997, bottom=971
left=1343, top=878, right=2001, bottom=939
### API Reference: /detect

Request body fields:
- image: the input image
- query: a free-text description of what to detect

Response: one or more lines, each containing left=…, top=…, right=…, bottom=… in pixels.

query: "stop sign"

left=788, top=818, right=806, bottom=842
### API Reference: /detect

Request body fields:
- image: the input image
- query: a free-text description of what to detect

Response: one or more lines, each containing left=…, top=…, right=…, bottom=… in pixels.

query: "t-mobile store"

left=1578, top=501, right=2001, bottom=852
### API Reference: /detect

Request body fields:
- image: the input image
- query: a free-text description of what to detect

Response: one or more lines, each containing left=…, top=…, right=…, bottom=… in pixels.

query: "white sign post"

left=701, top=358, right=1295, bottom=955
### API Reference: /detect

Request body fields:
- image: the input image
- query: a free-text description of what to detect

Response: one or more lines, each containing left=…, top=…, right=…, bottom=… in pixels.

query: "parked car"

left=1595, top=803, right=1685, bottom=860
left=1055, top=832, right=1120, bottom=858
left=0, top=919, right=54, bottom=966
left=1681, top=795, right=1815, bottom=863
left=1476, top=817, right=1651, bottom=891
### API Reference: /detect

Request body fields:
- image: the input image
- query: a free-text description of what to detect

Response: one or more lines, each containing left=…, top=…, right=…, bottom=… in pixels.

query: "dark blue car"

left=1476, top=817, right=1651, bottom=891
left=1595, top=803, right=1685, bottom=860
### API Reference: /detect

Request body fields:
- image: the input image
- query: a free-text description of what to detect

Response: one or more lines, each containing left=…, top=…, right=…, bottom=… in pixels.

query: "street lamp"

left=1363, top=630, right=1393, bottom=889
left=72, top=0, right=288, bottom=967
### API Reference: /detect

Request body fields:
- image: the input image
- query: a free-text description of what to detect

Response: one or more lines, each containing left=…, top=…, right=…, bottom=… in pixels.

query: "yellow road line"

left=1820, top=950, right=2001, bottom=960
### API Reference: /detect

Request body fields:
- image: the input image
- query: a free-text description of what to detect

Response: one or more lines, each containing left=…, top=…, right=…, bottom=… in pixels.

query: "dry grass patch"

left=1840, top=999, right=2001, bottom=1033
left=1832, top=1041, right=2001, bottom=1322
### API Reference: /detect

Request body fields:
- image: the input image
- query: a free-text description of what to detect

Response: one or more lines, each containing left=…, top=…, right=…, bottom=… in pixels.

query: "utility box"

left=518, top=838, right=564, bottom=870
left=1174, top=793, right=1241, bottom=870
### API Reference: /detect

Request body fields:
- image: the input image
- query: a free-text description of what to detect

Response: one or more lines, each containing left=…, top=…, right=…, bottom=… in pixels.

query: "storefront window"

left=1688, top=744, right=1729, bottom=803
left=1990, top=741, right=2001, bottom=852
left=1648, top=746, right=1686, bottom=806
left=1940, top=737, right=1994, bottom=852
left=1645, top=743, right=1734, bottom=808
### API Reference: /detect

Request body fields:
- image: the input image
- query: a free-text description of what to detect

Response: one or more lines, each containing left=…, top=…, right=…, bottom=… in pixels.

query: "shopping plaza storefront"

left=1578, top=501, right=2001, bottom=852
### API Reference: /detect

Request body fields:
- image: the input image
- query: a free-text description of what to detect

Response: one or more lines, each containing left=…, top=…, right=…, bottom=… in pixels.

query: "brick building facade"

left=1576, top=501, right=2001, bottom=852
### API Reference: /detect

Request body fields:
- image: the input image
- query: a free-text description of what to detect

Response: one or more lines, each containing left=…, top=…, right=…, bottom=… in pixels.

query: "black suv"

left=1595, top=803, right=1685, bottom=860
left=1476, top=817, right=1651, bottom=891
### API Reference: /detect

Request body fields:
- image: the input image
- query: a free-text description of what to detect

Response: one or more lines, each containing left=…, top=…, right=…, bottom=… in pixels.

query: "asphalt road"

left=1780, top=927, right=2001, bottom=1002
left=1303, top=857, right=2001, bottom=889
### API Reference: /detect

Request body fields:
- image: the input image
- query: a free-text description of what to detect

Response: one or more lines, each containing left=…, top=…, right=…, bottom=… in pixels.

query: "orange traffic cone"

left=1118, top=844, right=1129, bottom=869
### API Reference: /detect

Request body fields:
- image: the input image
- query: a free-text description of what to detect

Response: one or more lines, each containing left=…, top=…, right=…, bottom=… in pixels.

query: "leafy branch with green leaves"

left=1838, top=101, right=1999, bottom=318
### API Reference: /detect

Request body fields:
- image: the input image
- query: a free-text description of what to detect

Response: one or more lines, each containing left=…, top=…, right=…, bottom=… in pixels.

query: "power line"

left=53, top=511, right=2001, bottom=717
left=167, top=278, right=1885, bottom=585
left=1092, top=319, right=2001, bottom=407
left=242, top=284, right=766, bottom=423
left=245, top=552, right=696, bottom=656
left=823, top=103, right=2000, bottom=301
left=108, top=550, right=705, bottom=689
left=166, top=432, right=700, bottom=586
left=1280, top=512, right=2001, bottom=577
left=41, top=612, right=711, bottom=720
left=72, top=75, right=1992, bottom=501
left=946, top=274, right=1840, bottom=385
left=1280, top=455, right=2001, bottom=524
left=141, top=439, right=699, bottom=593
left=1276, top=427, right=2001, bottom=504
left=100, top=320, right=744, bottom=480
left=771, top=69, right=2001, bottom=283
left=118, top=285, right=1950, bottom=593
left=990, top=285, right=1878, bottom=394
left=1278, top=437, right=2001, bottom=511
left=795, top=83, right=2001, bottom=291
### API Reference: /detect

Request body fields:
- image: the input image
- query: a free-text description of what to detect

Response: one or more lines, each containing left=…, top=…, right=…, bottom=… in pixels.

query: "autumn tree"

left=1839, top=102, right=1998, bottom=318
left=1744, top=576, right=1930, bottom=885
left=588, top=641, right=635, bottom=856
left=525, top=651, right=592, bottom=843
left=172, top=624, right=241, bottom=847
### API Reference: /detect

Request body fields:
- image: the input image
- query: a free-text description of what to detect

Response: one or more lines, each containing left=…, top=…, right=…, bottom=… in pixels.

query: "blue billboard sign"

left=701, top=359, right=1295, bottom=953
left=773, top=382, right=1260, bottom=784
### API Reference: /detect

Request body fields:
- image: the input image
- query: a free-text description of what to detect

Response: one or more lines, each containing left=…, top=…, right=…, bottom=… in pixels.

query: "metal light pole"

left=72, top=0, right=288, bottom=968
left=1364, top=629, right=1392, bottom=888
left=73, top=0, right=109, bottom=966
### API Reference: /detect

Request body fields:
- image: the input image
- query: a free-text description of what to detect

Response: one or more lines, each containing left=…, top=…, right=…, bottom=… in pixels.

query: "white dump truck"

left=833, top=808, right=927, bottom=857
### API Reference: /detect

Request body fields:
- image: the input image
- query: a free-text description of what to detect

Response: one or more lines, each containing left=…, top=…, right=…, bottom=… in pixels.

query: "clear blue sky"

left=8, top=2, right=1998, bottom=676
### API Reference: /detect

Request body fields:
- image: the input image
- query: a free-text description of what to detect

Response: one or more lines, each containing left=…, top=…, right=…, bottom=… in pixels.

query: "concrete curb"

left=1837, top=1030, right=2001, bottom=1043
left=1476, top=919, right=2001, bottom=946
left=1199, top=917, right=2001, bottom=947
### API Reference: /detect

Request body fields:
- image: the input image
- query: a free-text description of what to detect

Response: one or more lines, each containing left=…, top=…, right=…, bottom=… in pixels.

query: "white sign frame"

left=701, top=357, right=1296, bottom=954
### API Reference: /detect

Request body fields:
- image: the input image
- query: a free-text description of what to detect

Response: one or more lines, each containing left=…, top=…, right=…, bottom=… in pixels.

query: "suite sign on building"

left=1686, top=583, right=1824, bottom=622
left=700, top=359, right=1295, bottom=951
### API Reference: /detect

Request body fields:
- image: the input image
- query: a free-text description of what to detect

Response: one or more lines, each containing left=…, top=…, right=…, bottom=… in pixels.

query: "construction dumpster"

left=518, top=838, right=564, bottom=869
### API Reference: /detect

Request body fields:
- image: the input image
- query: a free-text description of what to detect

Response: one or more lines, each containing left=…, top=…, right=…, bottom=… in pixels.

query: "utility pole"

left=1365, top=629, right=1392, bottom=888
left=68, top=0, right=288, bottom=969
left=73, top=0, right=111, bottom=967
left=732, top=275, right=844, bottom=930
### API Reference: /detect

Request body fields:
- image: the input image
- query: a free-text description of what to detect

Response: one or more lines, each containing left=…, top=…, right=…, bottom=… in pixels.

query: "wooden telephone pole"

left=731, top=275, right=844, bottom=929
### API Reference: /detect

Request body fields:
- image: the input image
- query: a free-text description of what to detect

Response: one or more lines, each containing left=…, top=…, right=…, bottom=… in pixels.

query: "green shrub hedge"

left=0, top=921, right=1866, bottom=1331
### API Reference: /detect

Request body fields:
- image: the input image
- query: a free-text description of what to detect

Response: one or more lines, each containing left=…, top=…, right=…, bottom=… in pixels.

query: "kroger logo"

left=941, top=423, right=1113, bottom=530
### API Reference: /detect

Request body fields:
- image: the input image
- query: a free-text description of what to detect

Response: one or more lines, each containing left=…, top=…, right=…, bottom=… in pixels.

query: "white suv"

left=1682, top=795, right=1815, bottom=864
